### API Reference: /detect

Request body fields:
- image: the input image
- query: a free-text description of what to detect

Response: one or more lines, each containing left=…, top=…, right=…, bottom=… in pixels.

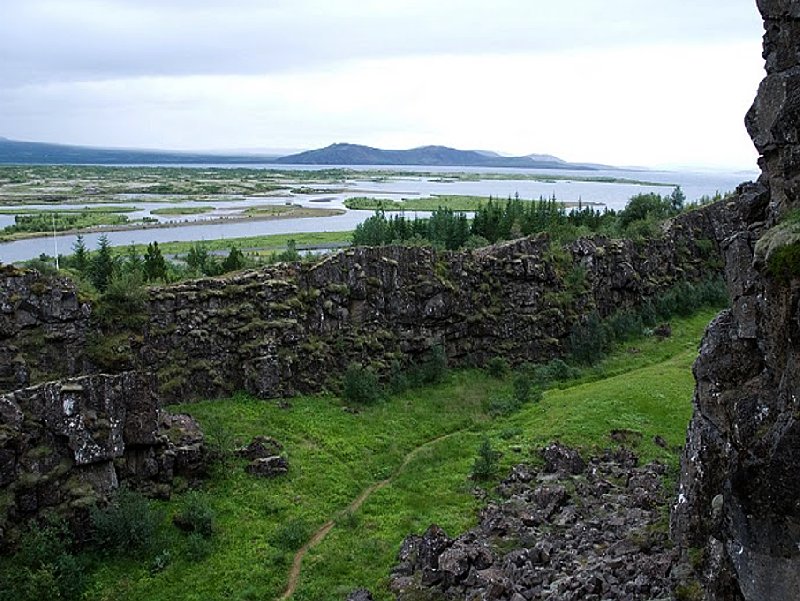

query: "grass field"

left=79, top=308, right=716, bottom=601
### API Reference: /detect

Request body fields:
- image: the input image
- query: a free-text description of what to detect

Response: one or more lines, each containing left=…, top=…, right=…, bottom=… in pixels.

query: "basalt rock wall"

left=140, top=206, right=732, bottom=403
left=0, top=266, right=90, bottom=392
left=671, top=2, right=800, bottom=599
left=0, top=371, right=205, bottom=544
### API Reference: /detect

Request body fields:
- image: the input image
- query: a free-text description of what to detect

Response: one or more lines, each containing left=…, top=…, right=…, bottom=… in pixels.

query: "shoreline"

left=0, top=207, right=346, bottom=242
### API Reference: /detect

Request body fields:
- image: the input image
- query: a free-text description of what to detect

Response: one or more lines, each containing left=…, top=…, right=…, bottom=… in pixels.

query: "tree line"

left=352, top=187, right=693, bottom=249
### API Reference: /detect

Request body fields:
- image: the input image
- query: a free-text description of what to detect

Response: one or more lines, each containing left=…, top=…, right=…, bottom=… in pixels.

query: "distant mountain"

left=0, top=137, right=615, bottom=171
left=273, top=143, right=599, bottom=170
left=0, top=137, right=281, bottom=165
left=526, top=153, right=566, bottom=164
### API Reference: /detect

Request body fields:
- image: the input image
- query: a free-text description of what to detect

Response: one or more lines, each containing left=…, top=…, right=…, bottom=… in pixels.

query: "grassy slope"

left=83, top=309, right=716, bottom=601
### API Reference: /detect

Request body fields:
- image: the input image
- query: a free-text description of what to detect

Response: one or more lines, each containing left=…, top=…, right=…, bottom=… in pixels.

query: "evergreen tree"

left=72, top=234, right=88, bottom=273
left=186, top=243, right=209, bottom=274
left=221, top=246, right=245, bottom=272
left=90, top=235, right=115, bottom=292
left=669, top=186, right=686, bottom=213
left=124, top=243, right=143, bottom=274
left=144, top=241, right=167, bottom=282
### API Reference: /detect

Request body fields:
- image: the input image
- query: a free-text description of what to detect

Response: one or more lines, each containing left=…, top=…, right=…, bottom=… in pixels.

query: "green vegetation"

left=470, top=437, right=501, bottom=481
left=568, top=276, right=727, bottom=364
left=759, top=211, right=800, bottom=284
left=767, top=242, right=800, bottom=283
left=351, top=188, right=690, bottom=250
left=341, top=364, right=383, bottom=406
left=90, top=487, right=163, bottom=554
left=0, top=205, right=137, bottom=215
left=0, top=518, right=86, bottom=601
left=345, top=194, right=598, bottom=212
left=241, top=204, right=344, bottom=219
left=121, top=231, right=351, bottom=258
left=25, top=306, right=720, bottom=601
left=1, top=211, right=136, bottom=238
left=150, top=206, right=215, bottom=216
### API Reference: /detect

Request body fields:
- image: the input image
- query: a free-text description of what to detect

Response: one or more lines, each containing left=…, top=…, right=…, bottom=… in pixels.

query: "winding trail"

left=278, top=429, right=467, bottom=600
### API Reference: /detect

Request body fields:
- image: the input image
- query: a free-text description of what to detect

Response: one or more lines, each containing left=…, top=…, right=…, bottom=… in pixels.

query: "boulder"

left=245, top=455, right=289, bottom=478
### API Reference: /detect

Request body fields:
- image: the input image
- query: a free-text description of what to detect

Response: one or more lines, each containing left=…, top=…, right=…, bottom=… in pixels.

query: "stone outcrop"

left=142, top=207, right=730, bottom=403
left=671, top=2, right=800, bottom=599
left=391, top=447, right=676, bottom=601
left=1, top=204, right=733, bottom=401
left=0, top=266, right=90, bottom=392
left=0, top=372, right=205, bottom=543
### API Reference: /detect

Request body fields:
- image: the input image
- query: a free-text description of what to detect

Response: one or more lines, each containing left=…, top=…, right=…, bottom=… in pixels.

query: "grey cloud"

left=0, top=0, right=762, bottom=86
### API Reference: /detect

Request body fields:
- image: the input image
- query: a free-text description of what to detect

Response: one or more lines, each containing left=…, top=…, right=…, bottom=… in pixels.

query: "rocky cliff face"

left=141, top=208, right=728, bottom=402
left=0, top=372, right=205, bottom=543
left=671, top=2, right=800, bottom=599
left=0, top=266, right=90, bottom=392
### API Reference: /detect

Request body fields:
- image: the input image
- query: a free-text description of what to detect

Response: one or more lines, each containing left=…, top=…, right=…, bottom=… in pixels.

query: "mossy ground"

left=80, top=309, right=716, bottom=601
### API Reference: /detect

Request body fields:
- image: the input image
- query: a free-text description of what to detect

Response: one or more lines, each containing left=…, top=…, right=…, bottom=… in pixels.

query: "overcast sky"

left=0, top=0, right=765, bottom=169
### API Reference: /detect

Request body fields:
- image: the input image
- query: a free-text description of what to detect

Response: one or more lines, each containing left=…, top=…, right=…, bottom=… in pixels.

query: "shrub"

left=341, top=363, right=382, bottom=405
left=512, top=373, right=531, bottom=405
left=485, top=356, right=510, bottom=378
left=485, top=395, right=519, bottom=417
left=471, top=437, right=501, bottom=481
left=409, top=345, right=448, bottom=386
left=607, top=310, right=644, bottom=342
left=386, top=347, right=448, bottom=395
left=94, top=270, right=148, bottom=329
left=173, top=491, right=215, bottom=538
left=149, top=549, right=172, bottom=574
left=387, top=360, right=411, bottom=395
left=184, top=533, right=213, bottom=562
left=568, top=312, right=612, bottom=365
left=0, top=519, right=85, bottom=601
left=270, top=519, right=310, bottom=551
left=90, top=486, right=162, bottom=553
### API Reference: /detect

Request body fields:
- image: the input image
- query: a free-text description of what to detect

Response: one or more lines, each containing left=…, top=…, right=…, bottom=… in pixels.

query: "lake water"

left=0, top=165, right=758, bottom=263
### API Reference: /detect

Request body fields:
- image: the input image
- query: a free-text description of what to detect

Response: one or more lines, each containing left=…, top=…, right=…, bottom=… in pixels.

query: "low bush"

left=270, top=518, right=310, bottom=551
left=767, top=242, right=800, bottom=284
left=485, top=356, right=510, bottom=378
left=184, top=533, right=213, bottom=562
left=471, top=437, right=501, bottom=481
left=90, top=486, right=162, bottom=553
left=512, top=373, right=532, bottom=405
left=341, top=363, right=382, bottom=405
left=0, top=519, right=85, bottom=601
left=173, top=491, right=216, bottom=538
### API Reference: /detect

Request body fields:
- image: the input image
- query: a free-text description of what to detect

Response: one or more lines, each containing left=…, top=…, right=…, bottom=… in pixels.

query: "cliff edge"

left=672, top=1, right=800, bottom=599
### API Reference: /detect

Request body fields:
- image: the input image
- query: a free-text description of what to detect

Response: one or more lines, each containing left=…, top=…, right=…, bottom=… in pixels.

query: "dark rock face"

left=672, top=2, right=800, bottom=599
left=0, top=267, right=90, bottom=393
left=0, top=373, right=206, bottom=542
left=141, top=207, right=732, bottom=403
left=0, top=204, right=734, bottom=402
left=391, top=448, right=676, bottom=601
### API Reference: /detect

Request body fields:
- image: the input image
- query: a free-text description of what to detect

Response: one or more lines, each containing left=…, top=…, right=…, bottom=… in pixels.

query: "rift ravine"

left=1, top=2, right=799, bottom=600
